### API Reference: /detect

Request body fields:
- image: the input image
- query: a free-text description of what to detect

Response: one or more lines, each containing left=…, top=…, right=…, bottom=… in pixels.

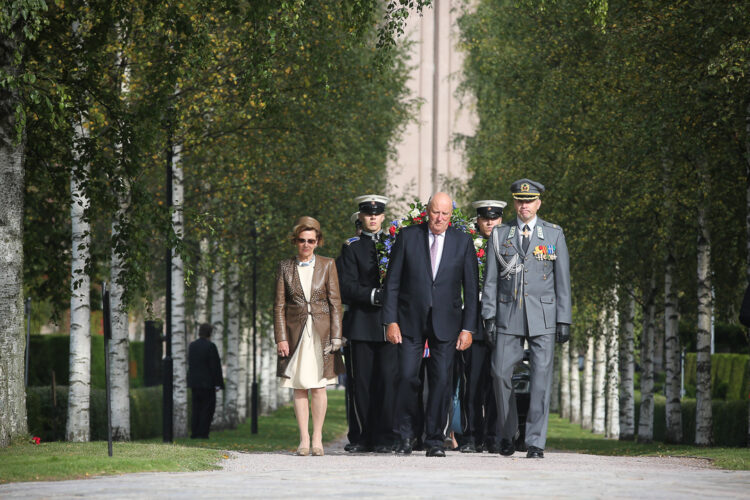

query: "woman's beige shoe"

left=296, top=447, right=310, bottom=456
left=311, top=447, right=324, bottom=456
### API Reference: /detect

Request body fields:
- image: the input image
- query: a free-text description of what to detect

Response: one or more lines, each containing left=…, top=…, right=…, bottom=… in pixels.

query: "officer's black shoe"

left=459, top=441, right=477, bottom=453
left=395, top=439, right=412, bottom=455
left=499, top=439, right=515, bottom=456
left=526, top=446, right=544, bottom=458
left=374, top=444, right=393, bottom=454
left=347, top=443, right=372, bottom=453
left=344, top=443, right=356, bottom=452
left=485, top=442, right=500, bottom=454
left=426, top=446, right=446, bottom=457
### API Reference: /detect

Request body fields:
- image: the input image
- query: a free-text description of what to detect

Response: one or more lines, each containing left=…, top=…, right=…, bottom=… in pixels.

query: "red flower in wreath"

left=477, top=248, right=485, bottom=259
left=389, top=225, right=396, bottom=236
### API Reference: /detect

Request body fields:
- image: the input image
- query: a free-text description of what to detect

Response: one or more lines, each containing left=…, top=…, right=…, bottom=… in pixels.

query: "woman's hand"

left=277, top=341, right=290, bottom=357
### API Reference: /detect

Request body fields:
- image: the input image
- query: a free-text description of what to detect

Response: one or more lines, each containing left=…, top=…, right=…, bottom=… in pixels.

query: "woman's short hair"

left=290, top=216, right=324, bottom=247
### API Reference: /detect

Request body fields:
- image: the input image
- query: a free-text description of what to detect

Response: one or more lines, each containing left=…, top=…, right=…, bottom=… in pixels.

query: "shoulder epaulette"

left=344, top=236, right=360, bottom=246
left=541, top=221, right=561, bottom=230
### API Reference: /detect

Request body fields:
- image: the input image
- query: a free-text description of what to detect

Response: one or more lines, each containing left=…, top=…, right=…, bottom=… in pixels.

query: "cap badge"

left=521, top=183, right=530, bottom=192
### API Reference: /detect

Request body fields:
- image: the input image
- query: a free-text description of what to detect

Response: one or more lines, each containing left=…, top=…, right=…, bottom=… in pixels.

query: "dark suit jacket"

left=338, top=234, right=385, bottom=342
left=383, top=223, right=478, bottom=342
left=187, top=338, right=224, bottom=389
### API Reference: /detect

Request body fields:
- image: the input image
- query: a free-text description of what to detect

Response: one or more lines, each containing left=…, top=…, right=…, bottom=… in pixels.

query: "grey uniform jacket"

left=481, top=218, right=571, bottom=337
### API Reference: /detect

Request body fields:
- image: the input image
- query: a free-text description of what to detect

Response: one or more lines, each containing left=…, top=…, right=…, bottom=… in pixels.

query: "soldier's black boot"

left=526, top=446, right=544, bottom=458
left=499, top=438, right=515, bottom=456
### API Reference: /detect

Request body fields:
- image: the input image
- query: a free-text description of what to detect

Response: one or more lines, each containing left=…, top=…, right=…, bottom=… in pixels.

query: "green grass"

left=0, top=442, right=225, bottom=484
left=546, top=414, right=750, bottom=470
left=174, top=389, right=348, bottom=452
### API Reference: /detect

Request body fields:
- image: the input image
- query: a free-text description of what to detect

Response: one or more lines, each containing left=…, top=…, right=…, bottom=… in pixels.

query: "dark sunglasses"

left=297, top=238, right=317, bottom=244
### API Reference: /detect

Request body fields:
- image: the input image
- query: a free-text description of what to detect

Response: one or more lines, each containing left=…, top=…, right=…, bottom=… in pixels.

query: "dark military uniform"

left=339, top=196, right=398, bottom=452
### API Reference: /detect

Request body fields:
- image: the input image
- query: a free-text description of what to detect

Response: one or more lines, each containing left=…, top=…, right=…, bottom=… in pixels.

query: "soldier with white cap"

left=338, top=195, right=397, bottom=453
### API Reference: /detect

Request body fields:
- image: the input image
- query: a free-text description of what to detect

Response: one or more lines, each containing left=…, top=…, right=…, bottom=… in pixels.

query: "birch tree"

left=664, top=253, right=682, bottom=443
left=695, top=201, right=713, bottom=445
left=66, top=119, right=91, bottom=442
left=569, top=343, right=581, bottom=424
left=605, top=303, right=620, bottom=439
left=193, top=237, right=210, bottom=338
left=581, top=335, right=594, bottom=430
left=560, top=342, right=570, bottom=419
left=637, top=279, right=657, bottom=443
left=619, top=294, right=636, bottom=440
left=210, top=253, right=225, bottom=428
left=224, top=259, right=240, bottom=427
left=592, top=326, right=606, bottom=435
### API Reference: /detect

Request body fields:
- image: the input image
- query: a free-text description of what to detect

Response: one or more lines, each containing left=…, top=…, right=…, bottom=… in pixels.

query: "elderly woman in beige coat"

left=274, top=216, right=344, bottom=456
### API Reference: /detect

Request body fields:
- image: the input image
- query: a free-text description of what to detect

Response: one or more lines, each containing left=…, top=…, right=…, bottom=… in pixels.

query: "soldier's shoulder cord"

left=344, top=236, right=360, bottom=246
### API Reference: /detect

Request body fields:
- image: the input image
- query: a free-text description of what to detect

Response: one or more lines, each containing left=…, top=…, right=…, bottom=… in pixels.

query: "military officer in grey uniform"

left=338, top=195, right=398, bottom=453
left=457, top=200, right=506, bottom=453
left=482, top=179, right=571, bottom=459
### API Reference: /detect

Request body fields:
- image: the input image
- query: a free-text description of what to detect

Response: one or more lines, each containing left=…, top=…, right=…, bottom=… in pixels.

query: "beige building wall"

left=387, top=0, right=477, bottom=211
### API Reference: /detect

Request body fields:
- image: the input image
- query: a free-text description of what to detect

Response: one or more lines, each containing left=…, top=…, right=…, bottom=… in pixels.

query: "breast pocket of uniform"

left=540, top=296, right=556, bottom=329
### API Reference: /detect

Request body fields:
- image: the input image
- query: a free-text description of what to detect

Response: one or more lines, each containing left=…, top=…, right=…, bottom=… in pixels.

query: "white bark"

left=0, top=48, right=29, bottom=445
left=237, top=323, right=248, bottom=421
left=560, top=342, right=570, bottom=419
left=109, top=189, right=131, bottom=441
left=569, top=343, right=581, bottom=425
left=171, top=144, right=188, bottom=438
left=664, top=254, right=682, bottom=444
left=210, top=253, right=225, bottom=428
left=605, top=302, right=620, bottom=439
left=581, top=335, right=594, bottom=430
left=592, top=321, right=607, bottom=435
left=261, top=333, right=274, bottom=415
left=695, top=204, right=713, bottom=446
left=193, top=237, right=210, bottom=340
left=67, top=120, right=91, bottom=442
left=224, top=260, right=240, bottom=427
left=619, top=294, right=636, bottom=440
left=637, top=279, right=656, bottom=443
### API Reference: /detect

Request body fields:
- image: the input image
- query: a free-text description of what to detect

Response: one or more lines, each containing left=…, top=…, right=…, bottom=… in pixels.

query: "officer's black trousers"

left=459, top=341, right=499, bottom=446
left=343, top=343, right=361, bottom=446
left=349, top=340, right=398, bottom=447
left=394, top=331, right=454, bottom=449
left=191, top=387, right=216, bottom=439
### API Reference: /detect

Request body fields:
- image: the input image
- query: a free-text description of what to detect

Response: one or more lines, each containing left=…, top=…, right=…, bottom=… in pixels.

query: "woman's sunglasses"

left=297, top=238, right=317, bottom=245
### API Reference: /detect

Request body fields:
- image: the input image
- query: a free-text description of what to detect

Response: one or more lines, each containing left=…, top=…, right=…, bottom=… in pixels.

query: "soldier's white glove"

left=484, top=318, right=497, bottom=348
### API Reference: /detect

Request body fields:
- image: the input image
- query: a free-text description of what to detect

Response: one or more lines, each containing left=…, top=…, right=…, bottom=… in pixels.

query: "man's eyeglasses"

left=297, top=238, right=317, bottom=245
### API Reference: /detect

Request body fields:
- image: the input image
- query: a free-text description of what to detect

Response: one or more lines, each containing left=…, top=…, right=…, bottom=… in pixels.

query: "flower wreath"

left=376, top=200, right=487, bottom=284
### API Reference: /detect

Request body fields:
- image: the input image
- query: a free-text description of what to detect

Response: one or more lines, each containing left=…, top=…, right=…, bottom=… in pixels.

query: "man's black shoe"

left=426, top=446, right=446, bottom=457
left=374, top=444, right=393, bottom=454
left=344, top=443, right=356, bottom=452
left=395, top=439, right=412, bottom=455
left=526, top=446, right=544, bottom=458
left=346, top=443, right=372, bottom=453
left=499, top=439, right=515, bottom=456
left=485, top=442, right=500, bottom=454
left=459, top=442, right=477, bottom=453
left=412, top=438, right=424, bottom=451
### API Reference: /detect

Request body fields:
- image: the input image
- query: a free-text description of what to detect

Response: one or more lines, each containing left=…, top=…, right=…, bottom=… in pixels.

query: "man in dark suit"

left=188, top=323, right=224, bottom=439
left=384, top=192, right=478, bottom=457
left=338, top=195, right=398, bottom=453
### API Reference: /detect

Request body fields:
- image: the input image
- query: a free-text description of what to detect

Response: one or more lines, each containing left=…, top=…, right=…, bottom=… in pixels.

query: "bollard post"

left=102, top=283, right=113, bottom=457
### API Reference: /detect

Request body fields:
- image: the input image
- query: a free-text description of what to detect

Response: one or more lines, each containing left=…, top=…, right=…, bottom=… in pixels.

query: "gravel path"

left=2, top=438, right=749, bottom=499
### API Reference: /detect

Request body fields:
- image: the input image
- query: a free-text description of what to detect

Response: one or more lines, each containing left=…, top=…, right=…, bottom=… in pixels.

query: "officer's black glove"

left=484, top=318, right=497, bottom=348
left=373, top=288, right=384, bottom=306
left=556, top=323, right=570, bottom=344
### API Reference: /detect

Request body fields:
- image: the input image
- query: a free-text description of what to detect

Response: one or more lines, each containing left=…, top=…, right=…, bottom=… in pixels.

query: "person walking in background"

left=384, top=192, right=478, bottom=457
left=187, top=323, right=224, bottom=439
left=338, top=195, right=398, bottom=453
left=482, top=179, right=571, bottom=459
left=274, top=216, right=344, bottom=457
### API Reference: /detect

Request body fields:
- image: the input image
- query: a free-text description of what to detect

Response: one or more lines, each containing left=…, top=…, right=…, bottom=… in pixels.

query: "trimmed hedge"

left=684, top=353, right=750, bottom=401
left=27, top=385, right=176, bottom=441
left=634, top=397, right=748, bottom=447
left=27, top=335, right=145, bottom=390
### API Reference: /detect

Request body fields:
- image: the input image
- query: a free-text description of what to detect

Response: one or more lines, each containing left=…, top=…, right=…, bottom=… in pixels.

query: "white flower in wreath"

left=409, top=207, right=421, bottom=218
left=474, top=237, right=484, bottom=250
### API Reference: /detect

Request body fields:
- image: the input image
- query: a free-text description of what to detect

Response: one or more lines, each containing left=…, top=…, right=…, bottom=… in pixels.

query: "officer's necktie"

left=522, top=224, right=530, bottom=253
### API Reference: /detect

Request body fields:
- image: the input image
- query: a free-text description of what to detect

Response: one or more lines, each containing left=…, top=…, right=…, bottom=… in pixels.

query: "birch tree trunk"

left=109, top=188, right=131, bottom=441
left=606, top=303, right=620, bottom=439
left=581, top=335, right=594, bottom=430
left=637, top=279, right=657, bottom=443
left=560, top=342, right=570, bottom=419
left=224, top=260, right=240, bottom=427
left=210, top=254, right=225, bottom=428
left=193, top=237, right=210, bottom=340
left=261, top=333, right=274, bottom=415
left=619, top=294, right=636, bottom=440
left=550, top=348, right=560, bottom=413
left=0, top=40, right=29, bottom=445
left=592, top=324, right=607, bottom=435
left=171, top=143, right=188, bottom=438
left=695, top=203, right=713, bottom=446
left=237, top=323, right=248, bottom=421
left=66, top=120, right=91, bottom=442
left=569, top=344, right=581, bottom=425
left=664, top=253, right=682, bottom=444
